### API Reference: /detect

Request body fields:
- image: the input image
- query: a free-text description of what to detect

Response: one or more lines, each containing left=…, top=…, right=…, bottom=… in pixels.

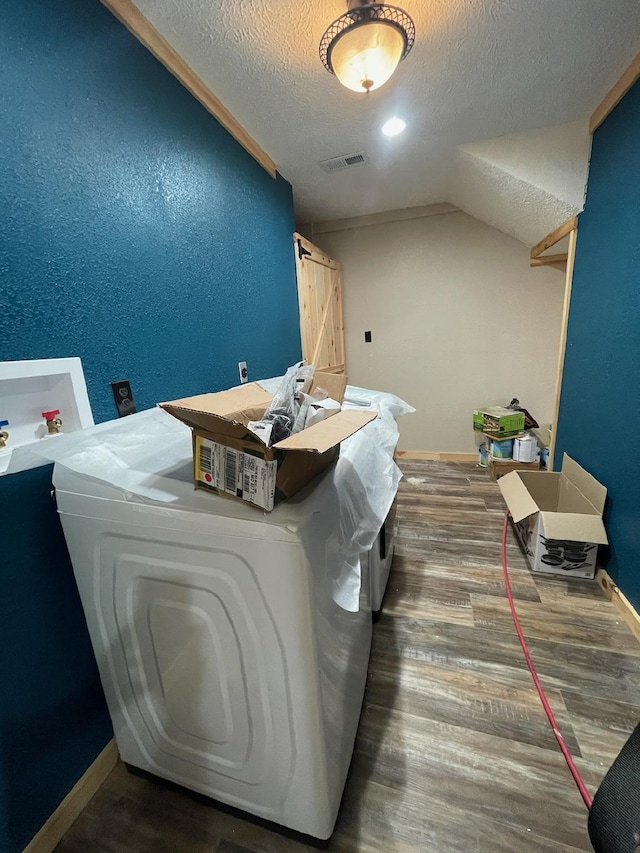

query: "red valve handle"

left=42, top=409, right=60, bottom=420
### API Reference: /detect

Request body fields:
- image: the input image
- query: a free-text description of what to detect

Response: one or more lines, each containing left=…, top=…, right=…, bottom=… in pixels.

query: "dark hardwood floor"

left=55, top=460, right=640, bottom=852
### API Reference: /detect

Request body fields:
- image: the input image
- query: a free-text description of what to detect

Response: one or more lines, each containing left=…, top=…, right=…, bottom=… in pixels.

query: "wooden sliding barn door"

left=293, top=233, right=345, bottom=374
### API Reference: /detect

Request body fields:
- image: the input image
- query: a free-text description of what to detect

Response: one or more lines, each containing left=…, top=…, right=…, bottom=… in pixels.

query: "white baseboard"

left=596, top=569, right=640, bottom=646
left=396, top=450, right=478, bottom=462
left=23, top=739, right=118, bottom=853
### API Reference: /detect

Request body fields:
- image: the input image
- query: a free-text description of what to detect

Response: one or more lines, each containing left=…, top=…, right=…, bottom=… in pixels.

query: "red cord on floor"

left=501, top=511, right=593, bottom=810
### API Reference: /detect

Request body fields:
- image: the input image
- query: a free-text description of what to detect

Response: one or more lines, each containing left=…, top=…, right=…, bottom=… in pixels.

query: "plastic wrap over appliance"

left=43, top=382, right=413, bottom=612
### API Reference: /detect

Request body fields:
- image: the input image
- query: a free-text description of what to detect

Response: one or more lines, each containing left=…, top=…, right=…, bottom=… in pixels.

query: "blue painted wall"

left=0, top=0, right=300, bottom=848
left=555, top=79, right=640, bottom=608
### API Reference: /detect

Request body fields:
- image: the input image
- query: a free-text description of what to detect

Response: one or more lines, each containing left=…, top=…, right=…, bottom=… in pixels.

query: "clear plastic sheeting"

left=40, top=381, right=414, bottom=612
left=260, top=361, right=315, bottom=443
left=14, top=407, right=194, bottom=502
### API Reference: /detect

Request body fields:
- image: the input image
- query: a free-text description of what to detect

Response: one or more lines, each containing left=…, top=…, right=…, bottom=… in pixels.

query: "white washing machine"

left=52, top=407, right=394, bottom=842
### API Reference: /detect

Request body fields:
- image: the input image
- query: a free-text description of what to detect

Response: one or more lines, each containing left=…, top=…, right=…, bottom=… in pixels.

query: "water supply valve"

left=0, top=419, right=9, bottom=448
left=42, top=409, right=62, bottom=435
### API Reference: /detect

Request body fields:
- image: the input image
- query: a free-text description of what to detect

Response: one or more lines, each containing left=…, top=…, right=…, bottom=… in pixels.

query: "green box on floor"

left=473, top=407, right=525, bottom=437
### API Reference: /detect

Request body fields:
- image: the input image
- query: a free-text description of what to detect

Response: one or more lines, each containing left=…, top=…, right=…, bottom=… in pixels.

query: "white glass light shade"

left=330, top=21, right=405, bottom=93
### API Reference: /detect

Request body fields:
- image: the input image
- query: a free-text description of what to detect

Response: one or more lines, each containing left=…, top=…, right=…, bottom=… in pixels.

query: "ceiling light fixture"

left=319, top=1, right=415, bottom=95
left=381, top=116, right=406, bottom=136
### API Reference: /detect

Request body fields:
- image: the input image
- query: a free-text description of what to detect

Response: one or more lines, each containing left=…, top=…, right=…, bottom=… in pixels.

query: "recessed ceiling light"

left=381, top=117, right=406, bottom=137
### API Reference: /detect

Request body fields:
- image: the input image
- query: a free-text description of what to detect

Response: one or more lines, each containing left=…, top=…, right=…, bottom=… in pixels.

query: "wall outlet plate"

left=111, top=379, right=137, bottom=417
left=238, top=361, right=248, bottom=384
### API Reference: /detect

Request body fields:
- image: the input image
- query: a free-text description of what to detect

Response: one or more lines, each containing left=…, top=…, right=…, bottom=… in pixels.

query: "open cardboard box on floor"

left=160, top=373, right=377, bottom=511
left=498, top=454, right=608, bottom=579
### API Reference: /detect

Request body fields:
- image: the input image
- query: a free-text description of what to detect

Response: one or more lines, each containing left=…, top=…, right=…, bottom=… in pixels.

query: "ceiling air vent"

left=319, top=151, right=369, bottom=173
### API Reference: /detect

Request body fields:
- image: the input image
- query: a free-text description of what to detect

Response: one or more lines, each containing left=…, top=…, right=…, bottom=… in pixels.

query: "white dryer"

left=370, top=501, right=398, bottom=617
left=53, top=407, right=393, bottom=842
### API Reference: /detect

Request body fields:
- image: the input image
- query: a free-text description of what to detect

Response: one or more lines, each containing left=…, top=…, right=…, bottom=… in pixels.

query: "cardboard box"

left=473, top=407, right=525, bottom=437
left=160, top=374, right=377, bottom=511
left=488, top=458, right=539, bottom=481
left=498, top=454, right=608, bottom=579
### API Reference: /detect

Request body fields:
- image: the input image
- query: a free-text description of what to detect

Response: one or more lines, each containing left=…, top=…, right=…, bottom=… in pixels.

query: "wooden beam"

left=530, top=253, right=568, bottom=268
left=310, top=273, right=340, bottom=366
left=530, top=216, right=578, bottom=260
left=23, top=740, right=119, bottom=853
left=548, top=227, right=577, bottom=470
left=100, top=0, right=276, bottom=178
left=590, top=52, right=640, bottom=134
left=293, top=233, right=339, bottom=270
left=596, top=569, right=640, bottom=647
left=316, top=364, right=345, bottom=374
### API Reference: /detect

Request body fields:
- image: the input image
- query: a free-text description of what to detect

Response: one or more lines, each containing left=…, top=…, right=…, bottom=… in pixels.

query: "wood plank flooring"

left=55, top=460, right=640, bottom=853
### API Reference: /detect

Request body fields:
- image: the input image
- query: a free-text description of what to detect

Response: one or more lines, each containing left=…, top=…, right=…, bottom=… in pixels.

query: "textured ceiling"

left=450, top=120, right=592, bottom=246
left=131, top=0, right=640, bottom=239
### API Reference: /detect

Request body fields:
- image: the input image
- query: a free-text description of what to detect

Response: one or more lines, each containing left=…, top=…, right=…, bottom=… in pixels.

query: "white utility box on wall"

left=0, top=357, right=94, bottom=475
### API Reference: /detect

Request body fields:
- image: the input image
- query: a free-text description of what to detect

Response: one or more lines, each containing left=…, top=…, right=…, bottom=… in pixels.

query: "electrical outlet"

left=111, top=379, right=137, bottom=417
left=238, top=361, right=248, bottom=384
left=364, top=330, right=372, bottom=343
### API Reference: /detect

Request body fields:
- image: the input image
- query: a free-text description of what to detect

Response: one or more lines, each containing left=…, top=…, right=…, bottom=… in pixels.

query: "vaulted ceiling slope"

left=129, top=0, right=640, bottom=245
left=451, top=120, right=591, bottom=247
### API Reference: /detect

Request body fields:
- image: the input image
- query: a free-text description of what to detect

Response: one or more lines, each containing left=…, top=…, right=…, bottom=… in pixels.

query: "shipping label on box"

left=195, top=435, right=277, bottom=511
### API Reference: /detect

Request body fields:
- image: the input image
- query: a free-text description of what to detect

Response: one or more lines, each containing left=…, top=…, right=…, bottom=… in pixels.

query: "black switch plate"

left=111, top=379, right=137, bottom=417
left=364, top=330, right=372, bottom=343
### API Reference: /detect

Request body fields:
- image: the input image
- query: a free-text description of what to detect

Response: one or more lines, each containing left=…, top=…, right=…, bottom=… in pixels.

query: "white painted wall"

left=316, top=211, right=565, bottom=452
